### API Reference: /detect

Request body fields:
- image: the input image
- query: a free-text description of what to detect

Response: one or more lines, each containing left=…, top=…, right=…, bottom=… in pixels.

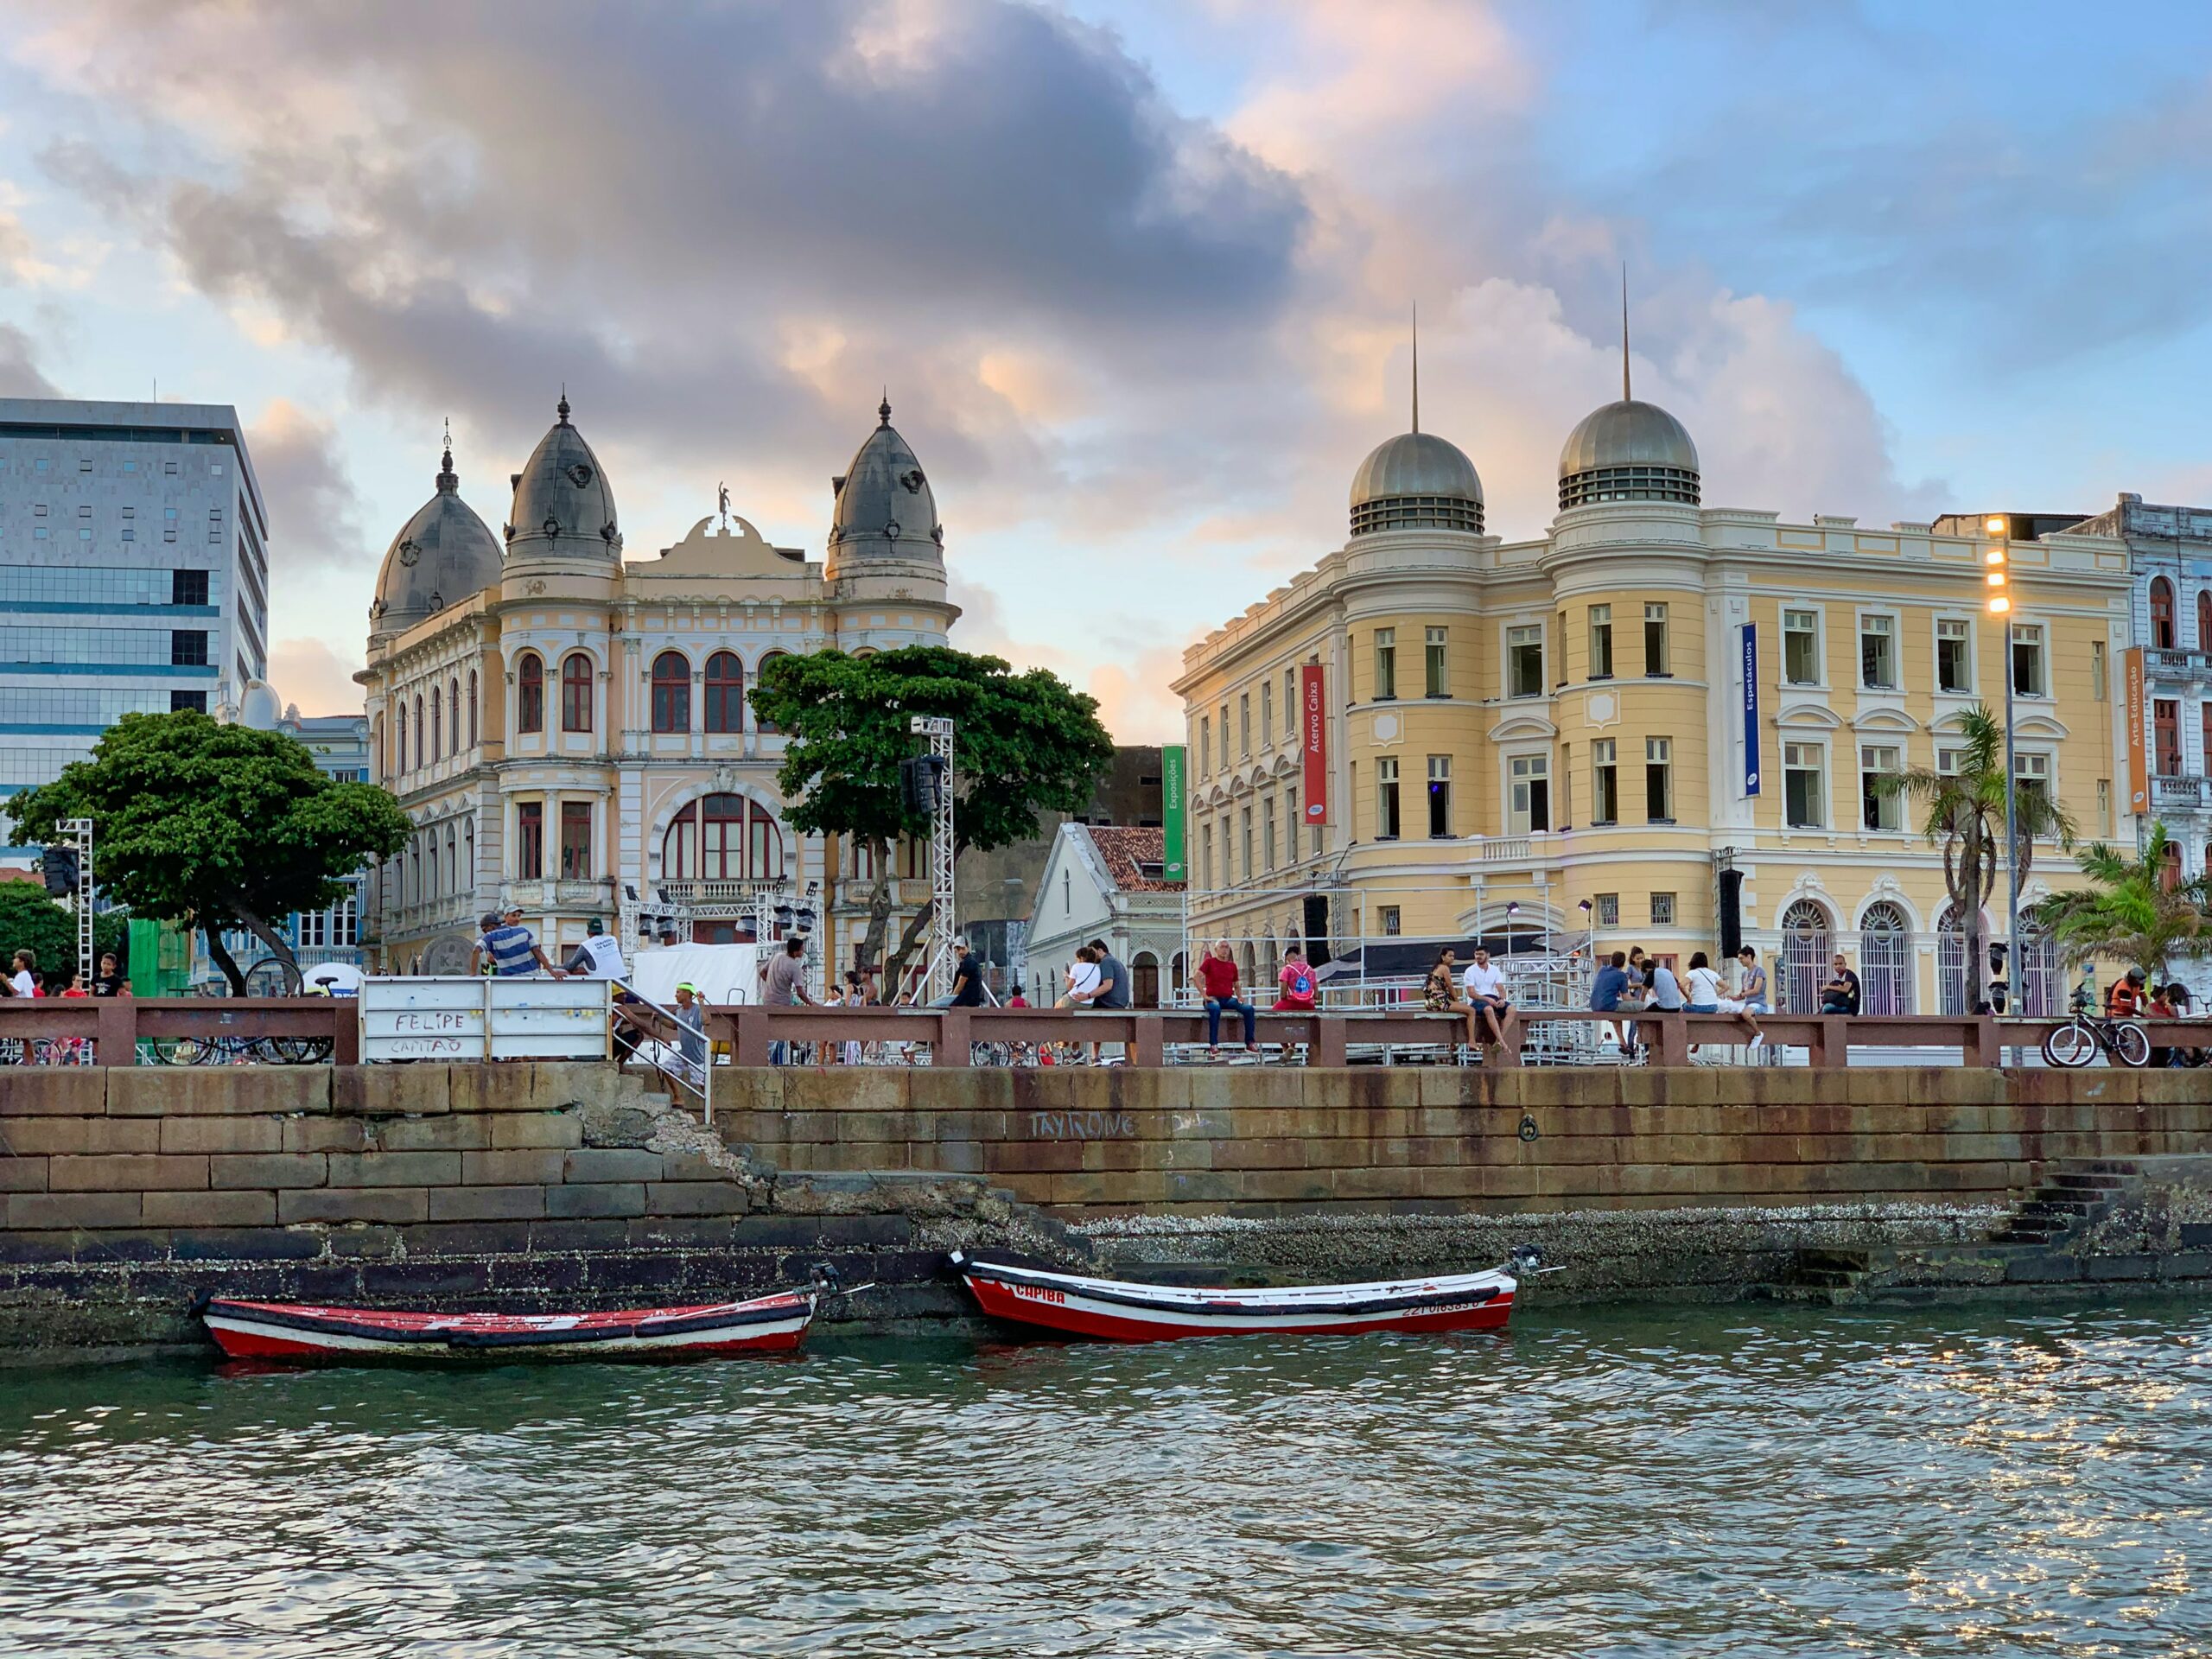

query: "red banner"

left=1300, top=664, right=1327, bottom=825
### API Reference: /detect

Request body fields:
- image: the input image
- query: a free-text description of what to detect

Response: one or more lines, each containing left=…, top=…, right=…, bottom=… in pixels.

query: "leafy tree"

left=751, top=646, right=1114, bottom=992
left=5, top=712, right=410, bottom=995
left=1876, top=703, right=2076, bottom=1011
left=2032, top=822, right=2210, bottom=984
left=0, top=881, right=75, bottom=986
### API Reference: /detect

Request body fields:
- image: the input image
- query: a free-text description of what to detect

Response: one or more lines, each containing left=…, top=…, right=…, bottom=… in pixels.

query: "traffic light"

left=41, top=844, right=79, bottom=897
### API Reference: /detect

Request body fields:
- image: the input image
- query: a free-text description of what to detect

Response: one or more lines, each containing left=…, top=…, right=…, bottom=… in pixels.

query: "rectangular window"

left=1592, top=738, right=1618, bottom=825
left=1218, top=704, right=1230, bottom=770
left=2098, top=779, right=2112, bottom=837
left=1200, top=823, right=1214, bottom=891
left=1510, top=753, right=1551, bottom=833
left=1285, top=669, right=1298, bottom=733
left=1239, top=693, right=1251, bottom=756
left=1558, top=611, right=1569, bottom=685
left=1198, top=717, right=1211, bottom=775
left=1241, top=807, right=1254, bottom=880
left=1936, top=619, right=1972, bottom=693
left=1649, top=891, right=1675, bottom=926
left=1644, top=603, right=1669, bottom=677
left=1427, top=754, right=1452, bottom=838
left=559, top=801, right=592, bottom=879
left=1588, top=605, right=1613, bottom=679
left=1507, top=625, right=1544, bottom=698
left=2016, top=753, right=2052, bottom=823
left=1379, top=906, right=1402, bottom=937
left=1595, top=893, right=1619, bottom=927
left=1376, top=757, right=1401, bottom=839
left=1783, top=742, right=1824, bottom=829
left=1374, top=629, right=1397, bottom=700
left=1936, top=746, right=1962, bottom=779
left=1860, top=745, right=1903, bottom=831
left=1645, top=737, right=1673, bottom=821
left=1783, top=608, right=1820, bottom=684
left=1261, top=679, right=1274, bottom=747
left=169, top=629, right=209, bottom=667
left=169, top=690, right=207, bottom=714
left=2091, top=640, right=2107, bottom=701
left=1262, top=795, right=1277, bottom=872
left=1426, top=626, right=1448, bottom=697
left=2154, top=698, right=2181, bottom=775
left=171, top=569, right=210, bottom=606
left=517, top=801, right=544, bottom=880
left=1859, top=613, right=1897, bottom=690
left=2012, top=624, right=2046, bottom=696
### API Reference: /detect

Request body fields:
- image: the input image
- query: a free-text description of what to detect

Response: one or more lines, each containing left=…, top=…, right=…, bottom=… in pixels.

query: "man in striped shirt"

left=468, top=907, right=563, bottom=978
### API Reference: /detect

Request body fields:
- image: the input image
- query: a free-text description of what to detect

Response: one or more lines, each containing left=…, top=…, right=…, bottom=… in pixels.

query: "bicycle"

left=2041, top=990, right=2151, bottom=1069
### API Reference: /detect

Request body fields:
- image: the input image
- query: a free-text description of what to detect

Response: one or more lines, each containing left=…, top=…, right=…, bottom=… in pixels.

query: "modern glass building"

left=0, top=397, right=269, bottom=819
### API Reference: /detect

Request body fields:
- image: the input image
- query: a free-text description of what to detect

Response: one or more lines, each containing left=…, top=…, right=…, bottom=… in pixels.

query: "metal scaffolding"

left=910, top=716, right=956, bottom=1001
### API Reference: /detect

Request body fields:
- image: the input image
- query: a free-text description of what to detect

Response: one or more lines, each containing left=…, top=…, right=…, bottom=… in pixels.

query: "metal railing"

left=609, top=978, right=715, bottom=1122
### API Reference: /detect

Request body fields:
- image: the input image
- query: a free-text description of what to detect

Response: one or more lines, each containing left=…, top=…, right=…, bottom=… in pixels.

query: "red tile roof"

left=1084, top=825, right=1182, bottom=893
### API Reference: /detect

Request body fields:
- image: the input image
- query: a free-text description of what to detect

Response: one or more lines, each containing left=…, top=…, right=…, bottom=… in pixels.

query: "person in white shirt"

left=1459, top=948, right=1514, bottom=1050
left=564, top=919, right=629, bottom=982
left=1682, top=950, right=1764, bottom=1050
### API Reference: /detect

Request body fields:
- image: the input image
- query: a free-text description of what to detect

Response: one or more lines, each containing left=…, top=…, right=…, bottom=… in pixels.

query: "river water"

left=3, top=1296, right=2208, bottom=1657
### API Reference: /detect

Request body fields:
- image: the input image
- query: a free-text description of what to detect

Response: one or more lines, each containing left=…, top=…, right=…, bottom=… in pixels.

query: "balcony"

left=833, top=877, right=931, bottom=909
left=2150, top=774, right=2210, bottom=810
left=2145, top=647, right=2210, bottom=682
left=500, top=878, right=615, bottom=911
left=656, top=878, right=786, bottom=907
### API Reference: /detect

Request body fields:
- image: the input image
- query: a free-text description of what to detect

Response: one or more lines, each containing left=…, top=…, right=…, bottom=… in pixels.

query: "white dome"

left=237, top=679, right=283, bottom=731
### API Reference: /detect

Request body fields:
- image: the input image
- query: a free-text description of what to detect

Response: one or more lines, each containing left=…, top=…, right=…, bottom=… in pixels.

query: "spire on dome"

left=436, top=417, right=456, bottom=494
left=1411, top=302, right=1420, bottom=435
left=556, top=386, right=571, bottom=425
left=1620, top=263, right=1631, bottom=404
left=878, top=390, right=892, bottom=428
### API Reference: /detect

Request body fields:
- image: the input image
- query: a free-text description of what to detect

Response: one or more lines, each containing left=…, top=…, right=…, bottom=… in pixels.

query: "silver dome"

left=1557, top=398, right=1700, bottom=510
left=829, top=397, right=942, bottom=556
left=369, top=442, right=503, bottom=635
left=1348, top=430, right=1483, bottom=537
left=505, top=393, right=620, bottom=560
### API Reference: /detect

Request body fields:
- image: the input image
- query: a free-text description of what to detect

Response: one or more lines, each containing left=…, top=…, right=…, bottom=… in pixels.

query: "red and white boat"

left=950, top=1249, right=1537, bottom=1343
left=201, top=1287, right=820, bottom=1363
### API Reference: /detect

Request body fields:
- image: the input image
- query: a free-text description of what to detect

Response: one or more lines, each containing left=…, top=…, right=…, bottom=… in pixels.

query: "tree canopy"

left=750, top=646, right=1114, bottom=982
left=2033, top=823, right=2211, bottom=982
left=4, top=711, right=410, bottom=994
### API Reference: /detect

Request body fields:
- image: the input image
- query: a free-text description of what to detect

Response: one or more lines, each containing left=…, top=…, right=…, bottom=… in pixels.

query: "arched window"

left=517, top=653, right=544, bottom=734
left=704, top=652, right=744, bottom=734
left=753, top=652, right=788, bottom=734
left=429, top=686, right=441, bottom=762
left=412, top=696, right=424, bottom=771
left=2199, top=589, right=2211, bottom=651
left=426, top=829, right=439, bottom=896
left=2151, top=576, right=2176, bottom=650
left=652, top=651, right=691, bottom=734
left=467, top=671, right=479, bottom=747
left=1858, top=900, right=1911, bottom=1015
left=662, top=794, right=785, bottom=883
left=1779, top=899, right=1834, bottom=1014
left=448, top=677, right=461, bottom=753
left=561, top=652, right=593, bottom=733
left=444, top=824, right=458, bottom=894
left=462, top=817, right=474, bottom=891
left=395, top=711, right=405, bottom=775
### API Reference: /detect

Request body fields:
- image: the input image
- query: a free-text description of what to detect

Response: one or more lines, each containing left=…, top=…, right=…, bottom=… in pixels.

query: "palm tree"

left=1876, top=704, right=2075, bottom=1012
left=2032, top=823, right=2211, bottom=984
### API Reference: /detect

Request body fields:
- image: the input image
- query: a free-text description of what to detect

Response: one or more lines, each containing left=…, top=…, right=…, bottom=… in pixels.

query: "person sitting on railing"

left=1425, top=947, right=1480, bottom=1052
left=2105, top=967, right=2147, bottom=1020
left=1819, top=953, right=1861, bottom=1015
left=929, top=938, right=986, bottom=1008
left=1273, top=945, right=1318, bottom=1014
left=1198, top=941, right=1259, bottom=1057
left=469, top=907, right=564, bottom=979
left=1460, top=948, right=1515, bottom=1055
left=1590, top=951, right=1629, bottom=1013
left=1684, top=950, right=1764, bottom=1052
left=1735, top=947, right=1770, bottom=1014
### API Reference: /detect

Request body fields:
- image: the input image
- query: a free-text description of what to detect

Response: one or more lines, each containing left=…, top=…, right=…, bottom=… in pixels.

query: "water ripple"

left=3, top=1299, right=2209, bottom=1656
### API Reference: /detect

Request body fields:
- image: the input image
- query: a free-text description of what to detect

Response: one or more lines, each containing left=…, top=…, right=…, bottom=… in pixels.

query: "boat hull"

left=202, top=1292, right=817, bottom=1363
left=953, top=1253, right=1516, bottom=1343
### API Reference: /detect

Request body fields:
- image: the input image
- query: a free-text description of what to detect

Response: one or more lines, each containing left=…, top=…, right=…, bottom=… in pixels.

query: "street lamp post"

left=1986, top=516, right=2020, bottom=1018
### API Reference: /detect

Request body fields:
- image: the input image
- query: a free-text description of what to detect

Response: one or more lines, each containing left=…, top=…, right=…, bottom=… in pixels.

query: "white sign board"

left=360, top=976, right=611, bottom=1063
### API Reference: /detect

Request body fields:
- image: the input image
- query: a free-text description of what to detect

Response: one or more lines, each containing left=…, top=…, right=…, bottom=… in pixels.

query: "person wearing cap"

left=671, top=981, right=709, bottom=1078
left=468, top=906, right=563, bottom=978
left=930, top=936, right=986, bottom=1007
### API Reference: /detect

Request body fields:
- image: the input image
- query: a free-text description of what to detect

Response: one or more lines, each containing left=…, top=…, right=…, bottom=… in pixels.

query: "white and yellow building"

left=1173, top=376, right=2133, bottom=1015
left=358, top=394, right=957, bottom=977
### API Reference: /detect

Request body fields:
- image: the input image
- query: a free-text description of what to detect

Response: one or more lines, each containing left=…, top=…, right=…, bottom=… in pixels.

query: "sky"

left=4, top=0, right=2212, bottom=741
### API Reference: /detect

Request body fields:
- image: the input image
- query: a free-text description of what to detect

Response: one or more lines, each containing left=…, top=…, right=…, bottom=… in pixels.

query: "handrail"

left=608, top=977, right=715, bottom=1123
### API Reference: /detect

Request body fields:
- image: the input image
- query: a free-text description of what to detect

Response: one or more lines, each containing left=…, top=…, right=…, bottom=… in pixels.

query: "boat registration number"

left=1009, top=1283, right=1067, bottom=1306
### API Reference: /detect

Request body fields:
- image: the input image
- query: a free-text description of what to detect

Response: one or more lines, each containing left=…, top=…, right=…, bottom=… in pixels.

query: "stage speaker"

left=1718, top=869, right=1743, bottom=958
left=1303, top=894, right=1330, bottom=961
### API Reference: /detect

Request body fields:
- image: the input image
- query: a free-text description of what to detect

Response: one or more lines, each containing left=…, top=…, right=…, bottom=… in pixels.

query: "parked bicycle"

left=2041, top=988, right=2151, bottom=1069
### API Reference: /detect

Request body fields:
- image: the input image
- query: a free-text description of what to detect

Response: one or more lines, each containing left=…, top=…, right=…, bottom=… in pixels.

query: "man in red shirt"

left=1196, top=942, right=1258, bottom=1056
left=1273, top=945, right=1318, bottom=1013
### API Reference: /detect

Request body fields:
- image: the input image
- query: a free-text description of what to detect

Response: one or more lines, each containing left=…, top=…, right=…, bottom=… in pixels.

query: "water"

left=3, top=1298, right=2209, bottom=1657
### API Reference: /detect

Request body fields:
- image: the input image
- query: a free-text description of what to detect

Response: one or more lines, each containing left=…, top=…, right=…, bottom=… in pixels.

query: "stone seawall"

left=3, top=1064, right=2209, bottom=1357
left=709, top=1065, right=2209, bottom=1213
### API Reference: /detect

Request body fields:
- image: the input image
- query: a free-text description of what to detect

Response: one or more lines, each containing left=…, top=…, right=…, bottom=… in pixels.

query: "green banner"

left=1161, top=745, right=1186, bottom=882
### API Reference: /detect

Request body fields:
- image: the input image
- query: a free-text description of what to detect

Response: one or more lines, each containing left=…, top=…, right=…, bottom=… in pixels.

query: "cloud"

left=265, top=635, right=365, bottom=717
left=244, top=397, right=371, bottom=577
left=0, top=321, right=60, bottom=396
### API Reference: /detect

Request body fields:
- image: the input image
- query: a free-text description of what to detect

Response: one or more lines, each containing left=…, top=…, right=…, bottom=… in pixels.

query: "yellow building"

left=1173, top=377, right=2133, bottom=1016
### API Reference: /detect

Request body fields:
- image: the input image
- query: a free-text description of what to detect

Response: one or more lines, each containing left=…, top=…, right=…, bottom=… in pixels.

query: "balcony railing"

left=655, top=878, right=787, bottom=907
left=2145, top=647, right=2210, bottom=680
left=2151, top=773, right=2210, bottom=808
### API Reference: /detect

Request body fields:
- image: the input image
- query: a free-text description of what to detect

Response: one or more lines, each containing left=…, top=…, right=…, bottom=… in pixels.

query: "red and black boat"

left=201, top=1285, right=822, bottom=1363
left=950, top=1248, right=1539, bottom=1343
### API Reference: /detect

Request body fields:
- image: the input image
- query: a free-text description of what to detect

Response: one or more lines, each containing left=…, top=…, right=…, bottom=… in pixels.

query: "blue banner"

left=1740, top=623, right=1761, bottom=796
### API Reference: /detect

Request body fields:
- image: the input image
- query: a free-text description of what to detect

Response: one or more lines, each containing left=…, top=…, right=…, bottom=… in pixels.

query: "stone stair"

left=1991, top=1159, right=2145, bottom=1245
